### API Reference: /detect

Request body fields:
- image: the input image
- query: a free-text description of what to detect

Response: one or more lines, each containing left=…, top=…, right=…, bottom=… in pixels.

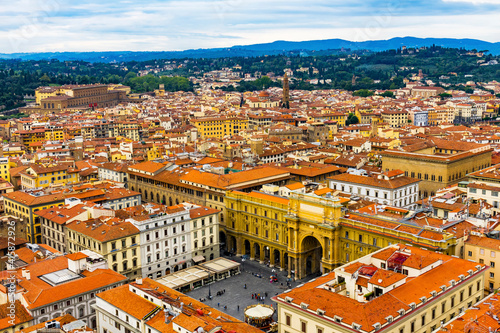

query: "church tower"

left=282, top=72, right=290, bottom=109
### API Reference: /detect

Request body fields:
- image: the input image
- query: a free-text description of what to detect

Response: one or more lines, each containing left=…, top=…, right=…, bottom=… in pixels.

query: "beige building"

left=65, top=217, right=141, bottom=279
left=273, top=244, right=488, bottom=333
left=465, top=234, right=500, bottom=292
left=382, top=139, right=492, bottom=198
left=381, top=110, right=409, bottom=128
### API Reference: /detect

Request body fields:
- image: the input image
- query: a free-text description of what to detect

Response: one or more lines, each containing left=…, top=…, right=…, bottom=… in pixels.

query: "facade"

left=126, top=161, right=292, bottom=226
left=381, top=110, right=409, bottom=128
left=190, top=116, right=249, bottom=139
left=0, top=253, right=127, bottom=329
left=27, top=84, right=128, bottom=114
left=19, top=163, right=79, bottom=189
left=464, top=234, right=500, bottom=292
left=123, top=203, right=220, bottom=279
left=273, top=244, right=487, bottom=333
left=328, top=170, right=421, bottom=209
left=381, top=139, right=492, bottom=198
left=95, top=278, right=263, bottom=333
left=225, top=190, right=458, bottom=280
left=65, top=218, right=141, bottom=279
left=97, top=162, right=131, bottom=183
left=3, top=190, right=66, bottom=243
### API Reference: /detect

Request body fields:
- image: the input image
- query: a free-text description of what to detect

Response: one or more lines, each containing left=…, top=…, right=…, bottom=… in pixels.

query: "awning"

left=192, top=255, right=206, bottom=263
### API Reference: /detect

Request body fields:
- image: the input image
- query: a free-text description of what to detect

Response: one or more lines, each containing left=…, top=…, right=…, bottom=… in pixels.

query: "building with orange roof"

left=95, top=278, right=263, bottom=333
left=122, top=202, right=220, bottom=279
left=65, top=217, right=140, bottom=279
left=382, top=139, right=492, bottom=198
left=4, top=189, right=66, bottom=243
left=226, top=186, right=465, bottom=280
left=328, top=169, right=421, bottom=209
left=465, top=234, right=500, bottom=292
left=0, top=251, right=127, bottom=329
left=435, top=292, right=500, bottom=333
left=274, top=243, right=487, bottom=333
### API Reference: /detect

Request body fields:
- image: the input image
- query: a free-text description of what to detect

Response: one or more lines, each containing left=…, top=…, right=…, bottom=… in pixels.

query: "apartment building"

left=65, top=217, right=141, bottom=279
left=328, top=170, right=420, bottom=209
left=273, top=244, right=487, bottom=333
left=0, top=252, right=127, bottom=328
left=3, top=189, right=66, bottom=243
left=95, top=278, right=263, bottom=333
left=123, top=202, right=220, bottom=279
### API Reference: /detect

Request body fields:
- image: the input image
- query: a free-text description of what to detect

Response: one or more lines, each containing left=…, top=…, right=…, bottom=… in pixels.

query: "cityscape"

left=1, top=1, right=500, bottom=333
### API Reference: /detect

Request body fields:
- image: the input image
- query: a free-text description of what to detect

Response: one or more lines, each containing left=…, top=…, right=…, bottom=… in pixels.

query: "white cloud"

left=0, top=0, right=499, bottom=52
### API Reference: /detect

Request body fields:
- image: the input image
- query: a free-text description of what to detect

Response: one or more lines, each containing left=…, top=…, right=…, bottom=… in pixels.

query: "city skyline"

left=2, top=0, right=500, bottom=53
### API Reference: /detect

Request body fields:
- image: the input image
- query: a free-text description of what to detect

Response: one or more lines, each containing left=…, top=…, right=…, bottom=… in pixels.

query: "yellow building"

left=225, top=190, right=458, bottom=280
left=13, top=129, right=46, bottom=146
left=274, top=244, right=487, bottom=333
left=66, top=218, right=141, bottom=279
left=3, top=189, right=65, bottom=243
left=191, top=116, right=249, bottom=139
left=465, top=234, right=500, bottom=292
left=19, top=163, right=80, bottom=189
left=44, top=128, right=64, bottom=141
left=382, top=139, right=492, bottom=198
left=0, top=157, right=16, bottom=182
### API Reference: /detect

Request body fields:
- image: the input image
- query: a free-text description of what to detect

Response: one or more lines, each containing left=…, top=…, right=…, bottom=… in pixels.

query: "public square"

left=186, top=255, right=315, bottom=321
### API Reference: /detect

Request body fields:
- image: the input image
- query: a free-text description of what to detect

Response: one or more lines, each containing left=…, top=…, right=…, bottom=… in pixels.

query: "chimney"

left=25, top=270, right=31, bottom=281
left=21, top=268, right=26, bottom=278
left=136, top=278, right=143, bottom=285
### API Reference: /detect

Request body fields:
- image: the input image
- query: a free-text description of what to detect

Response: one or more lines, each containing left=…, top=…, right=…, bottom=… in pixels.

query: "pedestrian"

left=265, top=292, right=268, bottom=297
left=252, top=294, right=254, bottom=299
left=218, top=303, right=220, bottom=307
left=237, top=305, right=240, bottom=311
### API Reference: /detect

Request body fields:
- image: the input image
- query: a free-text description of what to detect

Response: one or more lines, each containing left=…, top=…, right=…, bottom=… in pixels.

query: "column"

left=269, top=248, right=275, bottom=268
left=250, top=242, right=255, bottom=261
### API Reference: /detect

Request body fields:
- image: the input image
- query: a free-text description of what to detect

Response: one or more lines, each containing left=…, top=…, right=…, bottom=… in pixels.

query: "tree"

left=346, top=113, right=359, bottom=126
left=439, top=93, right=452, bottom=99
left=352, top=89, right=374, bottom=97
left=380, top=91, right=394, bottom=98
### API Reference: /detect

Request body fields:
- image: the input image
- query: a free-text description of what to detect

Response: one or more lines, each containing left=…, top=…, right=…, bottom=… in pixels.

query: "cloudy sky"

left=2, top=0, right=500, bottom=53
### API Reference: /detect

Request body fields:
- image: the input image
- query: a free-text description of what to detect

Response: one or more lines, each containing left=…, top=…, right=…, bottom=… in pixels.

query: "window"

left=492, top=251, right=496, bottom=258
left=451, top=297, right=455, bottom=307
left=442, top=302, right=446, bottom=314
left=317, top=328, right=323, bottom=333
left=301, top=321, right=307, bottom=333
left=410, top=321, right=415, bottom=333
left=358, top=235, right=362, bottom=243
left=491, top=272, right=495, bottom=278
left=432, top=308, right=436, bottom=319
left=345, top=231, right=349, bottom=239
left=492, top=261, right=496, bottom=268
left=480, top=249, right=485, bottom=255
left=286, top=315, right=291, bottom=326
left=468, top=251, right=473, bottom=257
left=421, top=315, right=426, bottom=326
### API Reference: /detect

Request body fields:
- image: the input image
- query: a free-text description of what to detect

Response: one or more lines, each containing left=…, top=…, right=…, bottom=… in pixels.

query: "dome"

left=258, top=91, right=270, bottom=98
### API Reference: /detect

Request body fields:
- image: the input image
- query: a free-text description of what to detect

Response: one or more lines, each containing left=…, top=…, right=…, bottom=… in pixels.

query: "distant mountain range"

left=1, top=37, right=499, bottom=63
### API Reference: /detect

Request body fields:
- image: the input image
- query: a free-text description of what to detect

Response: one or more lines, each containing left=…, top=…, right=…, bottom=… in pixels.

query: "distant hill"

left=1, top=37, right=499, bottom=63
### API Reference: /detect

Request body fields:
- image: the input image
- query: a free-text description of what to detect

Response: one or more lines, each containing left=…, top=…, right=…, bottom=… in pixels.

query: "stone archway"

left=157, top=193, right=160, bottom=203
left=301, top=236, right=323, bottom=278
left=162, top=195, right=166, bottom=205
left=244, top=240, right=251, bottom=256
left=254, top=243, right=261, bottom=261
left=273, top=249, right=281, bottom=268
